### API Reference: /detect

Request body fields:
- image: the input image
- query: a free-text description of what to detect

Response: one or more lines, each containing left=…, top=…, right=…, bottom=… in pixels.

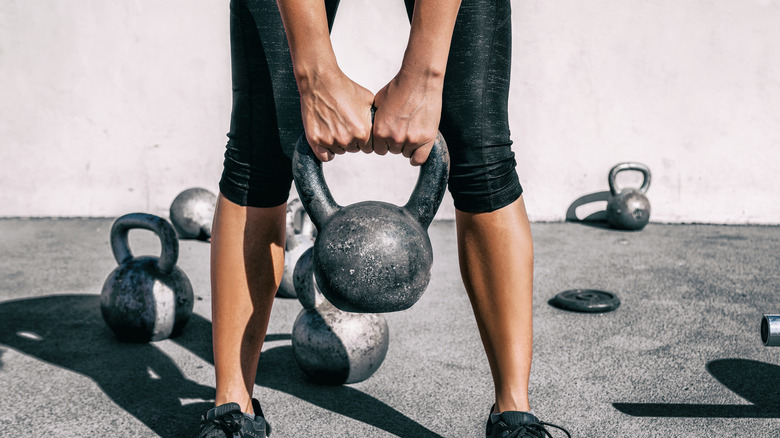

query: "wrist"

left=293, top=56, right=340, bottom=85
left=396, top=64, right=446, bottom=90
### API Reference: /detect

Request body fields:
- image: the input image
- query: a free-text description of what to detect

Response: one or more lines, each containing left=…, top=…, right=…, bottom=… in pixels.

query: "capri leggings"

left=220, top=0, right=522, bottom=213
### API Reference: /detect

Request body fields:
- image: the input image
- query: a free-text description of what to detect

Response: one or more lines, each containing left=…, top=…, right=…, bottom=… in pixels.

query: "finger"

left=328, top=144, right=347, bottom=155
left=359, top=132, right=373, bottom=154
left=387, top=140, right=404, bottom=155
left=373, top=139, right=389, bottom=155
left=344, top=141, right=361, bottom=153
left=401, top=142, right=417, bottom=159
left=410, top=141, right=433, bottom=166
left=314, top=145, right=335, bottom=162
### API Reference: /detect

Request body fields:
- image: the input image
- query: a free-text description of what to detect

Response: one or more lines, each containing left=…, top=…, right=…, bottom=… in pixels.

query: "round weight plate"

left=550, top=289, right=620, bottom=313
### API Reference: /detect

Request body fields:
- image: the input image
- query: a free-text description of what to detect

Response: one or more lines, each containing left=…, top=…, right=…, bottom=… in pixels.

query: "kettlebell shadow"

left=565, top=191, right=613, bottom=230
left=0, top=294, right=215, bottom=438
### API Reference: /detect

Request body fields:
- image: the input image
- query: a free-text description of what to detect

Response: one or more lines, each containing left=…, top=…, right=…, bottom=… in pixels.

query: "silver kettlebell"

left=606, top=162, right=652, bottom=231
left=276, top=198, right=316, bottom=298
left=169, top=188, right=216, bottom=241
left=291, top=247, right=390, bottom=385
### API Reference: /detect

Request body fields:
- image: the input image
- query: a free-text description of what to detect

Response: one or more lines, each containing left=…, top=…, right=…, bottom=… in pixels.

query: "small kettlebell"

left=277, top=198, right=316, bottom=299
left=606, top=162, right=652, bottom=231
left=291, top=246, right=390, bottom=385
left=293, top=132, right=450, bottom=313
left=100, top=213, right=194, bottom=342
left=170, top=188, right=216, bottom=241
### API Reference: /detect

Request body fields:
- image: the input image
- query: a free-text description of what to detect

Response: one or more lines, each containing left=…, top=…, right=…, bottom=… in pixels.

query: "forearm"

left=276, top=0, right=339, bottom=82
left=401, top=0, right=462, bottom=80
left=276, top=1, right=375, bottom=158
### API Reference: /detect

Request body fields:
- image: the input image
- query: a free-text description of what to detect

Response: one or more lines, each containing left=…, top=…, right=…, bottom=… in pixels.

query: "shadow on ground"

left=613, top=359, right=780, bottom=418
left=0, top=294, right=441, bottom=437
left=565, top=191, right=614, bottom=230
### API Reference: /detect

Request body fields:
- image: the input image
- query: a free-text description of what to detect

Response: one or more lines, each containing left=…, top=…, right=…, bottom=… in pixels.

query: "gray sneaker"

left=486, top=406, right=570, bottom=438
left=197, top=399, right=271, bottom=438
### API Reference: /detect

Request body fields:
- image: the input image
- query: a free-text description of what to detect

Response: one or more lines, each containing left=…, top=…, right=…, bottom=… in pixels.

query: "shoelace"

left=198, top=411, right=244, bottom=437
left=502, top=421, right=571, bottom=438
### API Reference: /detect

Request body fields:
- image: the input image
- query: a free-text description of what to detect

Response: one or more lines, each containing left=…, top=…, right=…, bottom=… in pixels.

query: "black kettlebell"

left=292, top=132, right=450, bottom=313
left=100, top=213, right=194, bottom=342
left=606, top=162, right=652, bottom=231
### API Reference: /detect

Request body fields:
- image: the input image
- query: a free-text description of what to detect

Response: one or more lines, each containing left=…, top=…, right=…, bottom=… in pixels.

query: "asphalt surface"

left=1, top=218, right=779, bottom=437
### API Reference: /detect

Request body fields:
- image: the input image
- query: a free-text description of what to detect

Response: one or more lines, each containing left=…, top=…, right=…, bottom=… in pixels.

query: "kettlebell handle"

left=110, top=213, right=180, bottom=275
left=608, top=162, right=651, bottom=197
left=292, top=132, right=450, bottom=230
left=404, top=133, right=450, bottom=229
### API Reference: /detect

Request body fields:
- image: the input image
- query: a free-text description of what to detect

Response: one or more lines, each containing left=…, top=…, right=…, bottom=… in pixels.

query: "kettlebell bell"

left=606, top=162, right=652, bottom=231
left=292, top=132, right=450, bottom=313
left=100, top=213, right=194, bottom=342
left=169, top=188, right=216, bottom=241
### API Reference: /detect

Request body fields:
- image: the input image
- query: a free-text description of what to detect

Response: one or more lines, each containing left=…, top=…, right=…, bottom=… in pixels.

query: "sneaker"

left=486, top=406, right=570, bottom=438
left=197, top=399, right=271, bottom=438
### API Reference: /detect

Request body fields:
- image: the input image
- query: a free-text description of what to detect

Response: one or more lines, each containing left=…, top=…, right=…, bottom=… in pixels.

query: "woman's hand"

left=372, top=67, right=443, bottom=166
left=276, top=0, right=374, bottom=162
left=298, top=66, right=375, bottom=162
left=372, top=0, right=460, bottom=166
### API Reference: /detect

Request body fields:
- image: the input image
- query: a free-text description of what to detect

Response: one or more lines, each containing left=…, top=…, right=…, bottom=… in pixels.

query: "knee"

left=447, top=144, right=523, bottom=213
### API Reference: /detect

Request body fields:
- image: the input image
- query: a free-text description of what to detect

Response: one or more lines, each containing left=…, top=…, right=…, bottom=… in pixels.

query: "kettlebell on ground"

left=292, top=132, right=450, bottom=313
left=606, top=162, right=652, bottom=231
left=169, top=188, right=216, bottom=241
left=276, top=198, right=316, bottom=299
left=100, top=213, right=194, bottom=342
left=291, top=247, right=390, bottom=385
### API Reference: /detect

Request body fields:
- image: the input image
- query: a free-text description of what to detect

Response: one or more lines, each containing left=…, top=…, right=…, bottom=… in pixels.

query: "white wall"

left=2, top=0, right=780, bottom=223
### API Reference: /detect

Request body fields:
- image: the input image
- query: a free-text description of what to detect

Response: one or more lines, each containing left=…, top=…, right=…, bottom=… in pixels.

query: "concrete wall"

left=2, top=0, right=779, bottom=223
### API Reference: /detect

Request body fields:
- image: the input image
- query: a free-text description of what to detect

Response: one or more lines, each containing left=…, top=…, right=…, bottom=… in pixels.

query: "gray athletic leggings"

left=220, top=0, right=521, bottom=213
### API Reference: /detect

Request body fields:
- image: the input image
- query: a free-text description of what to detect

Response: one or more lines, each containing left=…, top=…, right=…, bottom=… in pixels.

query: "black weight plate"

left=550, top=289, right=620, bottom=313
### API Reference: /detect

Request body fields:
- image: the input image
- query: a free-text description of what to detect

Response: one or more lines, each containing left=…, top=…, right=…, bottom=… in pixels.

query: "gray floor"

left=1, top=218, right=779, bottom=437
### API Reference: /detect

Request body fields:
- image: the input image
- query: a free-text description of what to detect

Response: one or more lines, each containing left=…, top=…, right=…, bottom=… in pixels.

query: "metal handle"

left=403, top=133, right=450, bottom=230
left=292, top=131, right=450, bottom=231
left=292, top=133, right=341, bottom=231
left=608, top=162, right=651, bottom=196
left=110, top=213, right=179, bottom=274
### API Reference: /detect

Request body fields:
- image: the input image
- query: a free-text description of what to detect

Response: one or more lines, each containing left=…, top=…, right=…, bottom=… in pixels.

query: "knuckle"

left=307, top=133, right=323, bottom=147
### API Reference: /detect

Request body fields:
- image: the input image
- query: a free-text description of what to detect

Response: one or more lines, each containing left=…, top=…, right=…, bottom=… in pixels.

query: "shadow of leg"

left=613, top=358, right=780, bottom=418
left=0, top=294, right=216, bottom=437
left=255, top=345, right=443, bottom=438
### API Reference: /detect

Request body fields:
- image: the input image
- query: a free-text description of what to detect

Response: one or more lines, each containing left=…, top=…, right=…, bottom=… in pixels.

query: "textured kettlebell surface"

left=100, top=257, right=194, bottom=342
left=313, top=202, right=433, bottom=313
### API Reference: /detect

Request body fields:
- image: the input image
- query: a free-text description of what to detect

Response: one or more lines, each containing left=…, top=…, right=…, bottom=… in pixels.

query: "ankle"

left=215, top=393, right=254, bottom=415
left=494, top=396, right=531, bottom=413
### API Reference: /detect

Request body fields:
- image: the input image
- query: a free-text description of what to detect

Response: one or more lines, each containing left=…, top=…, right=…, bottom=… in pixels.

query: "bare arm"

left=373, top=0, right=462, bottom=165
left=277, top=0, right=374, bottom=161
